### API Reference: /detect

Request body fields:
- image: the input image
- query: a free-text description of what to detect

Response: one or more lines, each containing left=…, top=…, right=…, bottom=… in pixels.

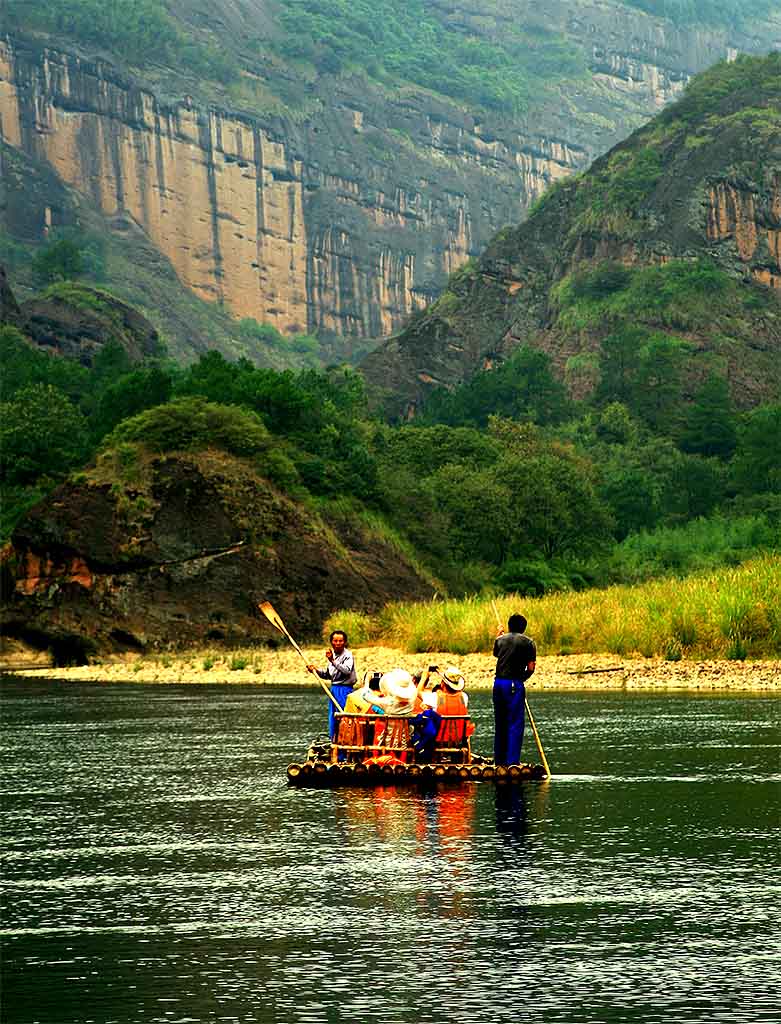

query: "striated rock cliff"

left=1, top=0, right=778, bottom=353
left=361, top=55, right=781, bottom=417
left=0, top=448, right=434, bottom=660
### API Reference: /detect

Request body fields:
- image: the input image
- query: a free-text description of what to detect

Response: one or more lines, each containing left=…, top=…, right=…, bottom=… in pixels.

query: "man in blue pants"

left=492, top=613, right=536, bottom=765
left=307, top=629, right=357, bottom=738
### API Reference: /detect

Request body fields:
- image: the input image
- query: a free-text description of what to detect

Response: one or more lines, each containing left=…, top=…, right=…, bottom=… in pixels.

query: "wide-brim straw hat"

left=379, top=668, right=417, bottom=703
left=440, top=666, right=466, bottom=691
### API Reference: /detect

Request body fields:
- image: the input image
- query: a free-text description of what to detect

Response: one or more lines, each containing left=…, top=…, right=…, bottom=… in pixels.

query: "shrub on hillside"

left=104, top=397, right=273, bottom=457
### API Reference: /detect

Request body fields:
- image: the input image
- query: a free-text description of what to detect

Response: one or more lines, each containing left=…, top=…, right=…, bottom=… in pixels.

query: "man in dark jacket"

left=492, top=613, right=536, bottom=765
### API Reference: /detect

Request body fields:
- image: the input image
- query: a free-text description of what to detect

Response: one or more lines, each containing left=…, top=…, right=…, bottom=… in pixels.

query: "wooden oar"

left=491, top=599, right=551, bottom=777
left=258, top=601, right=344, bottom=712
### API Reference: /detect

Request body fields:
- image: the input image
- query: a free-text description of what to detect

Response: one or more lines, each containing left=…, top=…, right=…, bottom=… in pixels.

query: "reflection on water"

left=1, top=680, right=779, bottom=1024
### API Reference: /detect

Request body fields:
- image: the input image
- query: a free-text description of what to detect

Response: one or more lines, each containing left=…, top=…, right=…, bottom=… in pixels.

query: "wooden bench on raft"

left=333, top=713, right=472, bottom=764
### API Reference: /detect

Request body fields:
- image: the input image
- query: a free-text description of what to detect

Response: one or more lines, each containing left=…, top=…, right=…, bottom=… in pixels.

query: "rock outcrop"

left=19, top=285, right=161, bottom=365
left=0, top=449, right=434, bottom=660
left=1, top=1, right=778, bottom=354
left=361, top=55, right=781, bottom=417
left=0, top=268, right=161, bottom=366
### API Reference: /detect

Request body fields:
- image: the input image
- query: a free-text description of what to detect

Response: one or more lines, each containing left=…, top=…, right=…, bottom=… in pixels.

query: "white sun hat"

left=379, top=668, right=417, bottom=703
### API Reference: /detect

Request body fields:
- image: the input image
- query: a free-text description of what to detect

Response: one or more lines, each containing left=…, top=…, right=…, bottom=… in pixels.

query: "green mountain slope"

left=362, top=54, right=781, bottom=417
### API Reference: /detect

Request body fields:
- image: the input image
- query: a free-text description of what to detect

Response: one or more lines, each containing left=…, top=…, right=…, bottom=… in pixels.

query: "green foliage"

left=495, top=558, right=577, bottom=597
left=31, top=230, right=106, bottom=285
left=427, top=464, right=512, bottom=565
left=175, top=352, right=375, bottom=499
left=0, top=484, right=52, bottom=542
left=496, top=447, right=613, bottom=560
left=592, top=324, right=692, bottom=434
left=92, top=366, right=174, bottom=441
left=32, top=238, right=84, bottom=284
left=421, top=345, right=572, bottom=429
left=603, top=513, right=780, bottom=585
left=596, top=434, right=726, bottom=539
left=6, top=0, right=237, bottom=82
left=41, top=281, right=115, bottom=318
left=670, top=53, right=781, bottom=123
left=731, top=404, right=781, bottom=495
left=616, top=0, right=776, bottom=29
left=0, top=383, right=89, bottom=485
left=0, top=325, right=90, bottom=405
left=267, top=0, right=586, bottom=114
left=103, top=397, right=272, bottom=458
left=378, top=424, right=502, bottom=478
left=566, top=146, right=663, bottom=237
left=555, top=259, right=746, bottom=333
left=678, top=375, right=737, bottom=460
left=237, top=318, right=320, bottom=359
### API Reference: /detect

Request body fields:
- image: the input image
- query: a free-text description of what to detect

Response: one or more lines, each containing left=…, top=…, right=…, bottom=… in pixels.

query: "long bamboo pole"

left=491, top=599, right=551, bottom=777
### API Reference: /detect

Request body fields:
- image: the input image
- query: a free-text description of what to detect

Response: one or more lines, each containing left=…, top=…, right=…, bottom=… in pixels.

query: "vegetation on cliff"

left=268, top=0, right=585, bottom=114
left=4, top=0, right=236, bottom=82
left=6, top=0, right=777, bottom=122
left=619, top=0, right=777, bottom=29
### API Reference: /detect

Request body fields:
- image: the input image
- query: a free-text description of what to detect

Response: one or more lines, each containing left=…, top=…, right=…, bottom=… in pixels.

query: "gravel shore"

left=5, top=647, right=779, bottom=691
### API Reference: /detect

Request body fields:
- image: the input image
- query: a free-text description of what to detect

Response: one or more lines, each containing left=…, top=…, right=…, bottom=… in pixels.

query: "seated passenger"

left=339, top=672, right=386, bottom=749
left=373, top=669, right=418, bottom=760
left=420, top=666, right=474, bottom=746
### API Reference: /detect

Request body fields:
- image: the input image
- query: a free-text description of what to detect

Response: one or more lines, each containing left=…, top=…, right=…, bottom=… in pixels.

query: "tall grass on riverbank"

left=326, top=554, right=781, bottom=660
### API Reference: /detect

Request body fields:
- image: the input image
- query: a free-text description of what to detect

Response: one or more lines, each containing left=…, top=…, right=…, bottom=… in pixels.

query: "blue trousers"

left=493, top=678, right=526, bottom=765
left=328, top=683, right=353, bottom=739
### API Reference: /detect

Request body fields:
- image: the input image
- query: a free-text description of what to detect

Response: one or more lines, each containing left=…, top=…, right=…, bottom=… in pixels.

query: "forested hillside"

left=2, top=52, right=781, bottom=658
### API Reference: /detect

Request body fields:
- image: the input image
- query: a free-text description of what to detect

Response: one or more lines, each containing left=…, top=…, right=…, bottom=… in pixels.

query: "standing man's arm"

left=492, top=631, right=504, bottom=658
left=522, top=640, right=537, bottom=682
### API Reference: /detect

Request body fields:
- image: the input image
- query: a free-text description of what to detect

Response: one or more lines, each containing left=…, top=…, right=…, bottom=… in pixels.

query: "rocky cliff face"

left=361, top=55, right=781, bottom=417
left=0, top=449, right=434, bottom=659
left=1, top=1, right=777, bottom=351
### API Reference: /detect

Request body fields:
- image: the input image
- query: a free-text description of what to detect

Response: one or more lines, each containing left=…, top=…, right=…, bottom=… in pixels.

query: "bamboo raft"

left=287, top=712, right=548, bottom=787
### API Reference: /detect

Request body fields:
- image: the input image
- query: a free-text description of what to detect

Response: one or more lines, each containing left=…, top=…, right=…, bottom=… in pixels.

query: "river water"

left=1, top=678, right=779, bottom=1024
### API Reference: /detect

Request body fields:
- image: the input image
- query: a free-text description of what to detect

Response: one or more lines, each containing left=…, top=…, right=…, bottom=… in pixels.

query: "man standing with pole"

left=492, top=613, right=537, bottom=766
left=307, top=629, right=357, bottom=739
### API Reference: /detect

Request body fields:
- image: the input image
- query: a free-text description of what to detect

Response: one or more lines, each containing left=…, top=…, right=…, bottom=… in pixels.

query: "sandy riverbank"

left=4, top=646, right=779, bottom=691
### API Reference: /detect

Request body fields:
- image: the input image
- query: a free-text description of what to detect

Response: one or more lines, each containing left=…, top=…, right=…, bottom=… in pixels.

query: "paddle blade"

left=258, top=601, right=308, bottom=663
left=258, top=601, right=285, bottom=633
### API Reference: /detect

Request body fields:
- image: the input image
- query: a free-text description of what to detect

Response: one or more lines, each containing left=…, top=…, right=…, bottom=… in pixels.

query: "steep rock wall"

left=1, top=5, right=776, bottom=342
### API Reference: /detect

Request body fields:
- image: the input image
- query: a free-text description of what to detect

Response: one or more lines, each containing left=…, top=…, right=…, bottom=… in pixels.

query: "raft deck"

left=287, top=712, right=548, bottom=787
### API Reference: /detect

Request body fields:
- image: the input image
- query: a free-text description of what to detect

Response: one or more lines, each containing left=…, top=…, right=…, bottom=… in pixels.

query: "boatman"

left=492, top=614, right=536, bottom=765
left=307, top=629, right=357, bottom=738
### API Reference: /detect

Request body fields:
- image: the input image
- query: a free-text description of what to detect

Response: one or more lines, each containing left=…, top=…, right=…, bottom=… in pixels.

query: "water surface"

left=1, top=679, right=779, bottom=1024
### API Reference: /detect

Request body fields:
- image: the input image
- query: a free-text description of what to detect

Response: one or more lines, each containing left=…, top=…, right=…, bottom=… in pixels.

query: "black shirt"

left=493, top=632, right=536, bottom=680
